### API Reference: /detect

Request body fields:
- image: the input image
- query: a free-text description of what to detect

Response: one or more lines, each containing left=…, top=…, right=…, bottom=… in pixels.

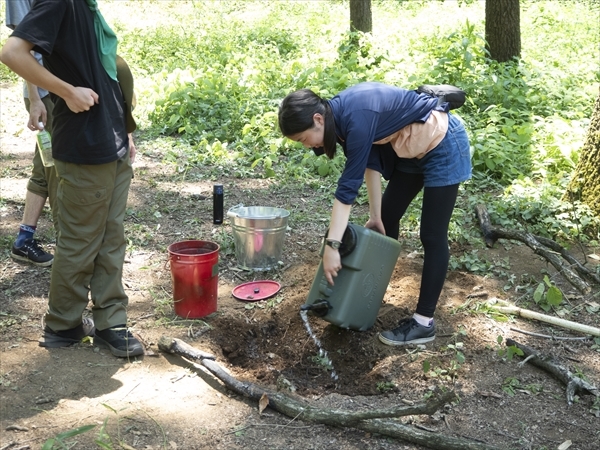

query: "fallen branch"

left=488, top=298, right=600, bottom=337
left=158, top=336, right=502, bottom=450
left=505, top=338, right=599, bottom=405
left=509, top=327, right=592, bottom=341
left=475, top=204, right=595, bottom=294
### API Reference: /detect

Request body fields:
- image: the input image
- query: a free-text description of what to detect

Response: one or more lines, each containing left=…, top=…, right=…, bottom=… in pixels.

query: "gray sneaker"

left=378, top=318, right=436, bottom=346
left=40, top=317, right=95, bottom=348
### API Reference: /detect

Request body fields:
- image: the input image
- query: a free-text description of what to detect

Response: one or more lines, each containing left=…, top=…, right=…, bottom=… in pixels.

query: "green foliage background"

left=2, top=0, right=599, bottom=257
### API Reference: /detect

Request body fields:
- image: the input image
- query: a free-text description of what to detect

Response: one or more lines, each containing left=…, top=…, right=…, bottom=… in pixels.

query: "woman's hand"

left=365, top=217, right=385, bottom=235
left=323, top=246, right=342, bottom=285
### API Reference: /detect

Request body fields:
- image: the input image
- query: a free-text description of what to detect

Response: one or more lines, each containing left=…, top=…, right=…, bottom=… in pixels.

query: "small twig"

left=562, top=344, right=579, bottom=354
left=5, top=425, right=29, bottom=432
left=225, top=422, right=315, bottom=435
left=444, top=415, right=452, bottom=430
left=510, top=327, right=592, bottom=341
left=517, top=354, right=535, bottom=368
left=136, top=313, right=155, bottom=320
left=122, top=382, right=141, bottom=400
left=413, top=423, right=437, bottom=432
left=233, top=271, right=246, bottom=281
left=467, top=292, right=489, bottom=299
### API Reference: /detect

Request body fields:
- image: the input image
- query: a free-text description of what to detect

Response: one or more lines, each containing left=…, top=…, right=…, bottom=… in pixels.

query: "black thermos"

left=213, top=183, right=224, bottom=224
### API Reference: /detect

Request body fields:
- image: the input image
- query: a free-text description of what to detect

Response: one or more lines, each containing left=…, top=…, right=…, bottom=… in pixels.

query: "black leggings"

left=381, top=171, right=459, bottom=318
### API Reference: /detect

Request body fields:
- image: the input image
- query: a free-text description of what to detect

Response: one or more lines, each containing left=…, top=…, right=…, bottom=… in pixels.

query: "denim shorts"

left=394, top=113, right=472, bottom=187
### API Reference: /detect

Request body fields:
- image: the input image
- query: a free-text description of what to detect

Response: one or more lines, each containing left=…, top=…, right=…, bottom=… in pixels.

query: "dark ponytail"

left=278, top=89, right=337, bottom=159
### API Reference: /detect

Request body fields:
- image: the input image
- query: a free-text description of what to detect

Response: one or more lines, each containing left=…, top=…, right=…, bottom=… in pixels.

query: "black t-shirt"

left=12, top=0, right=128, bottom=164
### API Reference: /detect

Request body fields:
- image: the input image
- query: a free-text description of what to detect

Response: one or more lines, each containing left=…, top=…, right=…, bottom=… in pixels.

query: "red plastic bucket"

left=167, top=240, right=219, bottom=318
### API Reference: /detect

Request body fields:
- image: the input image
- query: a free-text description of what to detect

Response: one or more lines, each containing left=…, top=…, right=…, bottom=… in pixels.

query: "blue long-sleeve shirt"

left=328, top=82, right=447, bottom=204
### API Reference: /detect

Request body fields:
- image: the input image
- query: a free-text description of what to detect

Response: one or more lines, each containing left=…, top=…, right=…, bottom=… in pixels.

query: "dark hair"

left=278, top=89, right=337, bottom=159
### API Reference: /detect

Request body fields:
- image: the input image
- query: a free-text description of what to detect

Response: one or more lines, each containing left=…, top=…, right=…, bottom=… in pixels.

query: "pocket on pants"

left=59, top=181, right=109, bottom=238
left=61, top=183, right=107, bottom=206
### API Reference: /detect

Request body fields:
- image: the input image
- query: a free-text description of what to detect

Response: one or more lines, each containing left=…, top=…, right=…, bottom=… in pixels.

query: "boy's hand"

left=27, top=98, right=47, bottom=130
left=65, top=87, right=99, bottom=113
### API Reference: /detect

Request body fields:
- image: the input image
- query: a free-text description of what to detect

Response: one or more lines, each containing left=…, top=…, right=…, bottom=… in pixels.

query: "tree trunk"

left=564, top=87, right=600, bottom=216
left=485, top=0, right=521, bottom=62
left=350, top=0, right=372, bottom=33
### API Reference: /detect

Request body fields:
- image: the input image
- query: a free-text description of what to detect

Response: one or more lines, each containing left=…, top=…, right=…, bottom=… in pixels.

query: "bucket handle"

left=226, top=203, right=245, bottom=219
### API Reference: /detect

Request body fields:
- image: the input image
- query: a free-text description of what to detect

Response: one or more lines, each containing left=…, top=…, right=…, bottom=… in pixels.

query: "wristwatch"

left=325, top=239, right=342, bottom=250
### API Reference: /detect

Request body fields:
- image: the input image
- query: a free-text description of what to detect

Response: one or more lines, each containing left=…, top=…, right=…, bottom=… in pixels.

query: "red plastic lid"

left=232, top=280, right=281, bottom=302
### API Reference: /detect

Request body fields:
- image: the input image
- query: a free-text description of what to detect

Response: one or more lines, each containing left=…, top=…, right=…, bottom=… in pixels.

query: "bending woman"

left=278, top=82, right=471, bottom=346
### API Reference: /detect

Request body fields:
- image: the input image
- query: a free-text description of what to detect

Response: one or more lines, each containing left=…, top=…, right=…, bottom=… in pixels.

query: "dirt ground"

left=1, top=81, right=599, bottom=450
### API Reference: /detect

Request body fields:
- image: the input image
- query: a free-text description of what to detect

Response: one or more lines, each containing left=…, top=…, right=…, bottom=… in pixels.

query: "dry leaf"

left=587, top=253, right=600, bottom=261
left=558, top=440, right=572, bottom=450
left=258, top=393, right=269, bottom=415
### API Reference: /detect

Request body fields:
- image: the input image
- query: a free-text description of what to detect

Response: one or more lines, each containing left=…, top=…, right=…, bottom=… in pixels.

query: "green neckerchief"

left=84, top=0, right=118, bottom=81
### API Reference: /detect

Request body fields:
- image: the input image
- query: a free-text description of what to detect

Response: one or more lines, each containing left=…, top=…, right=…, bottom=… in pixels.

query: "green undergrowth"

left=106, top=0, right=600, bottom=248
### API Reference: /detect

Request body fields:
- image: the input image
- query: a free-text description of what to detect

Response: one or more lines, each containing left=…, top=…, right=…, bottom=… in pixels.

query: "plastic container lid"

left=232, top=280, right=281, bottom=302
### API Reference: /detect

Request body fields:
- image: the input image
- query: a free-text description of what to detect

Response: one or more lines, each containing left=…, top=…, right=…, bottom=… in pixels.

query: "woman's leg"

left=415, top=183, right=459, bottom=318
left=381, top=171, right=424, bottom=240
left=378, top=182, right=459, bottom=346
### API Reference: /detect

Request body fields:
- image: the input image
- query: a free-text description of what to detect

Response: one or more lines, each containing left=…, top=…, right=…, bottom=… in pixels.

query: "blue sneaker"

left=379, top=318, right=436, bottom=346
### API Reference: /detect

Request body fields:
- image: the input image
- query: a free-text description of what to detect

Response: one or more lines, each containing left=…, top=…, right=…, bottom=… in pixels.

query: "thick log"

left=158, top=337, right=502, bottom=450
left=505, top=338, right=599, bottom=405
left=475, top=204, right=592, bottom=294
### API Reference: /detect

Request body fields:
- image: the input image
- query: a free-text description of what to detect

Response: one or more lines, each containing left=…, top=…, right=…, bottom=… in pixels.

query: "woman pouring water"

left=278, top=82, right=472, bottom=346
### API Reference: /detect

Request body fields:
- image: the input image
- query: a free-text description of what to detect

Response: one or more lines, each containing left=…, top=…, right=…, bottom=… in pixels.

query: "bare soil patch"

left=1, top=82, right=599, bottom=450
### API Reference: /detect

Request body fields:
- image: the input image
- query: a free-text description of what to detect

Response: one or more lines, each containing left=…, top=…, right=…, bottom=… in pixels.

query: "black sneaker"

left=11, top=239, right=53, bottom=266
left=94, top=325, right=144, bottom=358
left=40, top=318, right=95, bottom=348
left=378, top=318, right=436, bottom=346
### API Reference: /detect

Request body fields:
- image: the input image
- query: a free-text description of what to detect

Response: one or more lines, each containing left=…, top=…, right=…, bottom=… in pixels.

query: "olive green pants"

left=24, top=96, right=59, bottom=230
left=45, top=152, right=132, bottom=332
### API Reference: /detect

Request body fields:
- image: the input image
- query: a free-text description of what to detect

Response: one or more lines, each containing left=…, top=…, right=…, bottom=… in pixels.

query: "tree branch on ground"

left=158, top=336, right=503, bottom=450
left=506, top=338, right=599, bottom=405
left=475, top=204, right=600, bottom=294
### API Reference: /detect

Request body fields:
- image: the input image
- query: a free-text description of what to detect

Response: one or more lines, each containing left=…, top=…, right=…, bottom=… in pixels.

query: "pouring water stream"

left=300, top=310, right=338, bottom=380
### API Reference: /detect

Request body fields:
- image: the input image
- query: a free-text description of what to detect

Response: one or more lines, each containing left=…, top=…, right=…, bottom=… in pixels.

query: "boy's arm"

left=1, top=36, right=99, bottom=113
left=26, top=79, right=47, bottom=131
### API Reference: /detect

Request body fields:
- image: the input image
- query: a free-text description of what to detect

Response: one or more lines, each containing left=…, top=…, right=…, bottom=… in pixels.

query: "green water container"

left=302, top=223, right=401, bottom=331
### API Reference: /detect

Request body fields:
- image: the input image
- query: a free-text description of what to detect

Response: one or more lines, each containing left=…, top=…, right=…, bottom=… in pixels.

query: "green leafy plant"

left=591, top=337, right=600, bottom=353
left=497, top=336, right=525, bottom=362
left=591, top=396, right=600, bottom=418
left=42, top=425, right=97, bottom=450
left=533, top=275, right=563, bottom=312
left=311, top=353, right=334, bottom=372
left=376, top=381, right=396, bottom=393
left=502, top=377, right=521, bottom=397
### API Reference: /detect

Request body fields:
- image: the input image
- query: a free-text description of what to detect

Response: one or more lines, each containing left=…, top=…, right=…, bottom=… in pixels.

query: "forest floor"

left=1, top=81, right=599, bottom=450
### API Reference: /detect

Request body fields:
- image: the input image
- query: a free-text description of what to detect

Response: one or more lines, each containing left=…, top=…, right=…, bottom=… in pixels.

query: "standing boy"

left=1, top=0, right=143, bottom=357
